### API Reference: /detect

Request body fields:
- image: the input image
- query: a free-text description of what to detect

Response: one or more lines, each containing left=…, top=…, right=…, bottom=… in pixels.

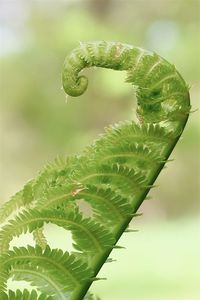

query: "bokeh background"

left=0, top=0, right=200, bottom=299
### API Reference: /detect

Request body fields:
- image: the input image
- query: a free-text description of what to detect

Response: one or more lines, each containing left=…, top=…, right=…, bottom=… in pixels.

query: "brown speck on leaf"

left=71, top=188, right=85, bottom=196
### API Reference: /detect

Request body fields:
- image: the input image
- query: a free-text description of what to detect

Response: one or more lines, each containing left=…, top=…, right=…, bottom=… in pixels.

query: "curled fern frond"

left=0, top=41, right=190, bottom=299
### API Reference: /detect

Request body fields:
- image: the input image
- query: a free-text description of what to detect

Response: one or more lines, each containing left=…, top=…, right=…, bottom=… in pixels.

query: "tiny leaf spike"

left=0, top=41, right=190, bottom=299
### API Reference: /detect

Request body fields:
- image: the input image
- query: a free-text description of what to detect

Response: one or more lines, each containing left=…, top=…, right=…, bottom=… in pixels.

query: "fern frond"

left=92, top=121, right=176, bottom=152
left=33, top=227, right=47, bottom=250
left=89, top=142, right=163, bottom=170
left=0, top=41, right=190, bottom=300
left=10, top=266, right=71, bottom=300
left=0, top=181, right=35, bottom=226
left=74, top=184, right=132, bottom=226
left=35, top=185, right=74, bottom=209
left=0, top=245, right=93, bottom=297
left=72, top=163, right=147, bottom=199
left=33, top=156, right=81, bottom=198
left=0, top=191, right=23, bottom=225
left=0, top=208, right=115, bottom=254
left=0, top=289, right=53, bottom=300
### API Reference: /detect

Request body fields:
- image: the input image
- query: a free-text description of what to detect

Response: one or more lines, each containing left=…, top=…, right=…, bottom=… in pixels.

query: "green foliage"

left=0, top=245, right=92, bottom=299
left=0, top=41, right=190, bottom=299
left=0, top=289, right=53, bottom=300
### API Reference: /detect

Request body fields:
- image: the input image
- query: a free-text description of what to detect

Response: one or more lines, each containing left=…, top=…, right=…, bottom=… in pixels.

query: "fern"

left=0, top=289, right=53, bottom=300
left=0, top=41, right=190, bottom=299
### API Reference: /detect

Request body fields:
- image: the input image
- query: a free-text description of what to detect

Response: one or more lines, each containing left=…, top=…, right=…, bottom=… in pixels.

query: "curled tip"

left=62, top=75, right=88, bottom=97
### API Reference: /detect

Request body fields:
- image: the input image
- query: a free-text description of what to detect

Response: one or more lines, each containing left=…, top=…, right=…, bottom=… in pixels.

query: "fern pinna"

left=0, top=41, right=190, bottom=300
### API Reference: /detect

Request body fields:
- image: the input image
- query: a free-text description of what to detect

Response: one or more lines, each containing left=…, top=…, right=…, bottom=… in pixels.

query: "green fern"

left=0, top=41, right=190, bottom=299
left=0, top=289, right=53, bottom=300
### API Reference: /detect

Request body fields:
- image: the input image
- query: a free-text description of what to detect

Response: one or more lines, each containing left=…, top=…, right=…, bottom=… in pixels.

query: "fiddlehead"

left=0, top=41, right=190, bottom=300
left=62, top=41, right=190, bottom=125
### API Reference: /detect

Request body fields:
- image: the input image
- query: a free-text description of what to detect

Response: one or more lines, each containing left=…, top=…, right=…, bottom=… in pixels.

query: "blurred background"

left=0, top=0, right=200, bottom=299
